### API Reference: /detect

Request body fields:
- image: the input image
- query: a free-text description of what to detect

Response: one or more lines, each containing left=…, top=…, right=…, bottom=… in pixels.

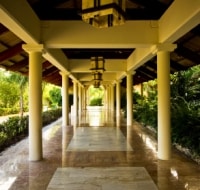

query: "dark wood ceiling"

left=27, top=0, right=174, bottom=20
left=0, top=0, right=200, bottom=87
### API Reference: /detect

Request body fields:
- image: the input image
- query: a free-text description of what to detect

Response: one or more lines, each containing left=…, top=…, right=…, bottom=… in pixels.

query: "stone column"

left=116, top=80, right=121, bottom=117
left=106, top=85, right=110, bottom=111
left=78, top=84, right=82, bottom=114
left=83, top=86, right=87, bottom=110
left=110, top=84, right=115, bottom=112
left=152, top=43, right=177, bottom=160
left=60, top=72, right=69, bottom=126
left=126, top=72, right=133, bottom=126
left=22, top=44, right=43, bottom=161
left=72, top=80, right=78, bottom=117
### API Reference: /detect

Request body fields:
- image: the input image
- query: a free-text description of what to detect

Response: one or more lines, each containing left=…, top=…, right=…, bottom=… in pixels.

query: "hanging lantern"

left=93, top=80, right=101, bottom=88
left=82, top=0, right=126, bottom=28
left=93, top=72, right=103, bottom=81
left=90, top=56, right=105, bottom=73
left=90, top=56, right=105, bottom=88
left=92, top=72, right=102, bottom=88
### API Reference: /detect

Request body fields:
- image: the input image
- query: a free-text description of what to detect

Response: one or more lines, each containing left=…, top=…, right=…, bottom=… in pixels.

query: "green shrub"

left=0, top=108, right=62, bottom=152
left=42, top=108, right=62, bottom=126
left=89, top=98, right=103, bottom=106
left=0, top=107, right=20, bottom=116
left=0, top=131, right=7, bottom=146
left=171, top=97, right=200, bottom=155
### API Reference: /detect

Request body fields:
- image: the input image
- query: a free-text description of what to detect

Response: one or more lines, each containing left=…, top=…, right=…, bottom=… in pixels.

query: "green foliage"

left=49, top=86, right=62, bottom=107
left=133, top=65, right=200, bottom=157
left=0, top=107, right=20, bottom=116
left=0, top=131, right=7, bottom=146
left=42, top=108, right=62, bottom=126
left=0, top=69, right=61, bottom=115
left=0, top=109, right=62, bottom=152
left=171, top=95, right=200, bottom=155
left=0, top=70, right=28, bottom=116
left=134, top=85, right=158, bottom=130
left=88, top=86, right=104, bottom=105
left=89, top=98, right=103, bottom=106
left=0, top=80, right=20, bottom=108
left=134, top=99, right=157, bottom=130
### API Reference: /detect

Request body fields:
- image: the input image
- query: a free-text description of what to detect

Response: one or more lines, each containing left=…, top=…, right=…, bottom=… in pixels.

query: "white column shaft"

left=107, top=86, right=110, bottom=110
left=28, top=49, right=43, bottom=161
left=157, top=51, right=171, bottom=160
left=127, top=73, right=133, bottom=126
left=73, top=81, right=78, bottom=116
left=61, top=73, right=69, bottom=126
left=111, top=85, right=115, bottom=111
left=78, top=85, right=82, bottom=114
left=116, top=81, right=121, bottom=117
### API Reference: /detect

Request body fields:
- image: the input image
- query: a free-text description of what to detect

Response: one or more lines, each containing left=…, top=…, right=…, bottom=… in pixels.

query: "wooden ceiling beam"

left=138, top=66, right=157, bottom=78
left=8, top=58, right=28, bottom=71
left=190, top=24, right=200, bottom=37
left=135, top=70, right=153, bottom=81
left=0, top=42, right=24, bottom=62
left=43, top=71, right=61, bottom=85
left=145, top=60, right=157, bottom=70
left=42, top=66, right=59, bottom=77
left=42, top=60, right=52, bottom=70
left=170, top=60, right=187, bottom=71
left=134, top=74, right=147, bottom=85
left=175, top=46, right=200, bottom=64
left=0, top=24, right=9, bottom=35
left=43, top=70, right=60, bottom=79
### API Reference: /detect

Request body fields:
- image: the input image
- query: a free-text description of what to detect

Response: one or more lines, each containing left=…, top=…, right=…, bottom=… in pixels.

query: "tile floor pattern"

left=0, top=110, right=200, bottom=190
left=47, top=167, right=158, bottom=190
left=67, top=127, right=133, bottom=151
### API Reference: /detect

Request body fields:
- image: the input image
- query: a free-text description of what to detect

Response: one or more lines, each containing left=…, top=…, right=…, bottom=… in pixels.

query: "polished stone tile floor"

left=47, top=167, right=158, bottom=190
left=67, top=127, right=133, bottom=151
left=0, top=110, right=200, bottom=190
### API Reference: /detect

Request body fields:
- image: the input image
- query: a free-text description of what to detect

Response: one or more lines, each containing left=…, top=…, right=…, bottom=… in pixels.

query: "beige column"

left=78, top=84, right=82, bottom=114
left=107, top=86, right=110, bottom=111
left=72, top=80, right=78, bottom=117
left=83, top=86, right=87, bottom=110
left=86, top=86, right=90, bottom=107
left=127, top=72, right=133, bottom=126
left=110, top=84, right=115, bottom=112
left=22, top=44, right=43, bottom=161
left=153, top=43, right=177, bottom=160
left=106, top=86, right=110, bottom=111
left=81, top=86, right=85, bottom=110
left=116, top=80, right=121, bottom=117
left=60, top=72, right=69, bottom=126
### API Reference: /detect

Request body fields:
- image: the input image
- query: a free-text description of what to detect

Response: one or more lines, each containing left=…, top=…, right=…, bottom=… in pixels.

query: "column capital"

left=126, top=70, right=136, bottom=76
left=115, top=79, right=122, bottom=83
left=22, top=44, right=44, bottom=53
left=59, top=71, right=70, bottom=76
left=72, top=80, right=78, bottom=84
left=151, top=43, right=177, bottom=55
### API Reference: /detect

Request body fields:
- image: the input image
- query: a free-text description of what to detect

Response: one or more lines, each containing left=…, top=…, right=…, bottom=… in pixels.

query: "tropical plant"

left=88, top=85, right=104, bottom=106
left=49, top=86, right=62, bottom=107
left=8, top=72, right=28, bottom=117
left=0, top=80, right=20, bottom=108
left=133, top=65, right=200, bottom=158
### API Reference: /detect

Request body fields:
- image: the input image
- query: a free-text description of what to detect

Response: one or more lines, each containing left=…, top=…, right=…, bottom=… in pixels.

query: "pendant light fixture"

left=82, top=0, right=126, bottom=28
left=90, top=56, right=105, bottom=88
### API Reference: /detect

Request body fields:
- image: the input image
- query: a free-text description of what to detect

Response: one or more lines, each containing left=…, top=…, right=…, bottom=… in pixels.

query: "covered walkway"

left=0, top=108, right=199, bottom=190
